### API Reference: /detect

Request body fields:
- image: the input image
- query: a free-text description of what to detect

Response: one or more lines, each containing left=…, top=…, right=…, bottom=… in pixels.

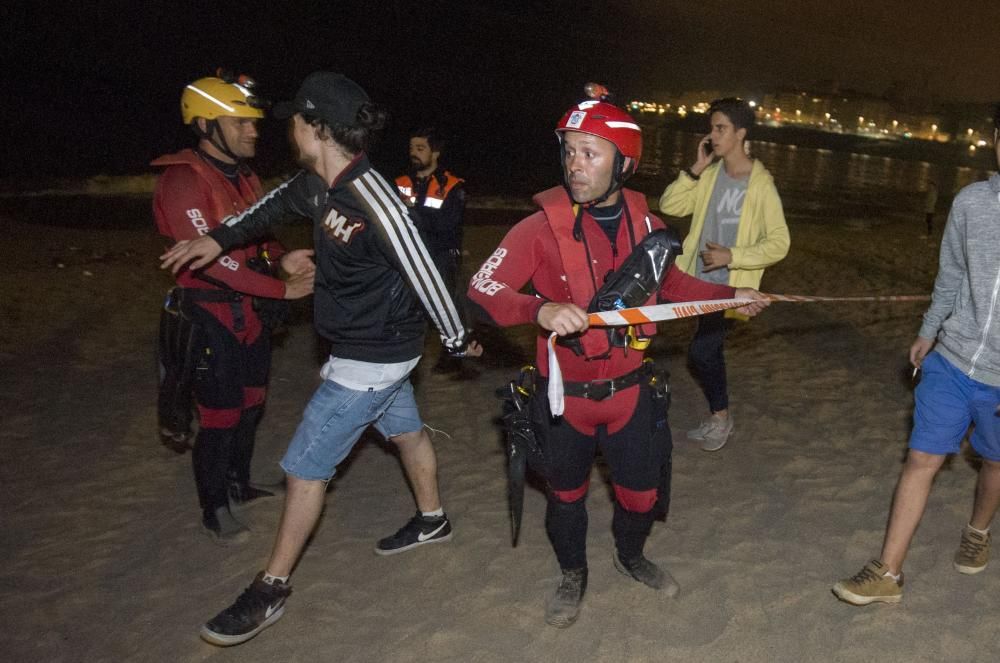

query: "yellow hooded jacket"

left=659, top=160, right=790, bottom=297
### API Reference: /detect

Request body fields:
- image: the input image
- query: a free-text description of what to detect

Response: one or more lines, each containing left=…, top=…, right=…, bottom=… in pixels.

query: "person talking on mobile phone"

left=658, top=98, right=790, bottom=453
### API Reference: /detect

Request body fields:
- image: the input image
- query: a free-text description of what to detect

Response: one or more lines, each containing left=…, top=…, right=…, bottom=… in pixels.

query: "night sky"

left=5, top=1, right=999, bottom=181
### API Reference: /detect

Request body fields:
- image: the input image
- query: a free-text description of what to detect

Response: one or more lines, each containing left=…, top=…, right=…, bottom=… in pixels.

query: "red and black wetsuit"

left=468, top=186, right=735, bottom=570
left=152, top=148, right=286, bottom=520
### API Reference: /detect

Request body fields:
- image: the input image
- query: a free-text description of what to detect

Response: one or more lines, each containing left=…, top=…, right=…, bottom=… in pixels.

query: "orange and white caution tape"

left=550, top=297, right=752, bottom=414
left=586, top=297, right=754, bottom=327
left=548, top=293, right=930, bottom=414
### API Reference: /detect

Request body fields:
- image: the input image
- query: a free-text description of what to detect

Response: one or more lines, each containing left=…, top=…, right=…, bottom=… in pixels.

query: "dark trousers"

left=688, top=311, right=730, bottom=413
left=190, top=311, right=270, bottom=515
left=539, top=383, right=672, bottom=570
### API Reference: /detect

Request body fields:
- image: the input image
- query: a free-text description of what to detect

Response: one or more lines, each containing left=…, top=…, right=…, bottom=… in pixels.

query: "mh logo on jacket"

left=323, top=208, right=365, bottom=244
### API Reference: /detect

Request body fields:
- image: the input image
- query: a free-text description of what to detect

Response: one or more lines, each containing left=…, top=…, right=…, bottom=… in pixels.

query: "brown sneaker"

left=954, top=525, right=991, bottom=575
left=832, top=559, right=903, bottom=605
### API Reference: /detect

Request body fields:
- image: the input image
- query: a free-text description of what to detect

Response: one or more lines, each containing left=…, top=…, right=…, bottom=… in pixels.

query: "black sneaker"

left=200, top=572, right=292, bottom=647
left=374, top=511, right=453, bottom=556
left=614, top=549, right=680, bottom=596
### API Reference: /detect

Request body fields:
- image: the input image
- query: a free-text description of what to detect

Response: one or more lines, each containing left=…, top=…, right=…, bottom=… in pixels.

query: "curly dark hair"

left=302, top=102, right=388, bottom=155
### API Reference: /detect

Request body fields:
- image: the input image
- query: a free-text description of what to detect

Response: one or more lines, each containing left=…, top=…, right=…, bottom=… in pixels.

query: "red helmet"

left=555, top=99, right=642, bottom=167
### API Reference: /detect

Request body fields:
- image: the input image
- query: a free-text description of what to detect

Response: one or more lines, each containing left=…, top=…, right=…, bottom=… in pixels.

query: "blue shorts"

left=909, top=352, right=1000, bottom=461
left=280, top=377, right=423, bottom=481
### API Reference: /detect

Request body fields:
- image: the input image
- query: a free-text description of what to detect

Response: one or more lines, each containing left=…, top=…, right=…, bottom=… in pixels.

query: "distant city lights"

left=627, top=90, right=992, bottom=146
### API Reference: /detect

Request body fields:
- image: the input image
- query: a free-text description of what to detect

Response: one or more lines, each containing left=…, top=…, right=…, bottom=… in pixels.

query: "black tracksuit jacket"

left=210, top=153, right=468, bottom=364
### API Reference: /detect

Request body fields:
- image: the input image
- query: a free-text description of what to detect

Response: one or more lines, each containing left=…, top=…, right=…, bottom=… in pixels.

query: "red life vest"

left=151, top=148, right=275, bottom=341
left=533, top=186, right=659, bottom=359
left=151, top=148, right=263, bottom=219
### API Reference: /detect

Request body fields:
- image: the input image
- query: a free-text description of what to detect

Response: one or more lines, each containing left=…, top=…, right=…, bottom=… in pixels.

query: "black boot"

left=545, top=567, right=588, bottom=628
left=611, top=504, right=679, bottom=595
left=227, top=479, right=276, bottom=506
left=227, top=407, right=275, bottom=506
left=202, top=505, right=250, bottom=546
left=613, top=549, right=679, bottom=595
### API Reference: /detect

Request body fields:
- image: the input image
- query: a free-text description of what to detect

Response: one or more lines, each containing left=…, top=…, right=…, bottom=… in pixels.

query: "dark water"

left=631, top=127, right=995, bottom=223
left=0, top=128, right=994, bottom=229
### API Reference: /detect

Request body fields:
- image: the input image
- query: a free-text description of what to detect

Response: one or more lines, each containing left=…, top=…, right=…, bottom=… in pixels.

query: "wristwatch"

left=683, top=167, right=700, bottom=181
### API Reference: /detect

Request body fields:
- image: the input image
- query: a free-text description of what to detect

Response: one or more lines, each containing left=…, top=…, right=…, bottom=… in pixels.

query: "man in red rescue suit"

left=467, top=88, right=769, bottom=627
left=153, top=74, right=315, bottom=544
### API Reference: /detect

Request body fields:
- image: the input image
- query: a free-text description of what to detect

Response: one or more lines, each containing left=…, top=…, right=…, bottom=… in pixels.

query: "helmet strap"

left=562, top=148, right=626, bottom=214
left=194, top=119, right=242, bottom=163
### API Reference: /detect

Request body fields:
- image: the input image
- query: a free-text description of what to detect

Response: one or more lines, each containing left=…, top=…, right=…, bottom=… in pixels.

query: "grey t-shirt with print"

left=697, top=166, right=748, bottom=284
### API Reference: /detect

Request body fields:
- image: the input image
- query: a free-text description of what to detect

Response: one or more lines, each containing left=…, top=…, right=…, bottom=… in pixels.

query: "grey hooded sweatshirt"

left=918, top=173, right=1000, bottom=386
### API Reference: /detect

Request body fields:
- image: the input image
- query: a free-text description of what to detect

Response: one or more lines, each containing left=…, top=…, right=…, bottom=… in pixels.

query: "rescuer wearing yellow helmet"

left=152, top=72, right=315, bottom=545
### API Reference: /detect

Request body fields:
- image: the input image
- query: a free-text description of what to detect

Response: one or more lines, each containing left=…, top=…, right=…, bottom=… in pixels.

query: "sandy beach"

left=2, top=198, right=998, bottom=663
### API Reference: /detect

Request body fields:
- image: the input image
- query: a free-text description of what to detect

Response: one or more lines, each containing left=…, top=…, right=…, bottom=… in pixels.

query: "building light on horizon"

left=623, top=89, right=964, bottom=146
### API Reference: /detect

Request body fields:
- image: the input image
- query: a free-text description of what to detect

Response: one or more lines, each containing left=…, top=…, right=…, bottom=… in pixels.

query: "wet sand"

left=2, top=200, right=998, bottom=662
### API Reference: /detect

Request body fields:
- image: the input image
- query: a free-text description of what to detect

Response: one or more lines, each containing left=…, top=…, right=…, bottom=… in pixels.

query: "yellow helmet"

left=181, top=76, right=265, bottom=124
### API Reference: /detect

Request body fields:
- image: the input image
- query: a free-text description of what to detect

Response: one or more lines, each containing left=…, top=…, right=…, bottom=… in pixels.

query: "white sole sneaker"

left=954, top=561, right=987, bottom=574
left=700, top=426, right=733, bottom=452
left=199, top=605, right=285, bottom=646
left=374, top=530, right=453, bottom=556
left=831, top=584, right=902, bottom=605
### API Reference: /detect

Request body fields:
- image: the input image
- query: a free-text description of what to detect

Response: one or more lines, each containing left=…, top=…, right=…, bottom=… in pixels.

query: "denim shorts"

left=280, top=377, right=423, bottom=481
left=909, top=352, right=1000, bottom=461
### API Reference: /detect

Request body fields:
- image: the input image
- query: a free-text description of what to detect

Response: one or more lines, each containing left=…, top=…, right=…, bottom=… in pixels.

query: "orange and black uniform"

left=396, top=168, right=465, bottom=294
left=468, top=187, right=735, bottom=570
left=152, top=148, right=286, bottom=520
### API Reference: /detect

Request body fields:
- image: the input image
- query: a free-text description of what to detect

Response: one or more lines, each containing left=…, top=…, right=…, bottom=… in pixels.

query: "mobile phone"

left=703, top=141, right=713, bottom=157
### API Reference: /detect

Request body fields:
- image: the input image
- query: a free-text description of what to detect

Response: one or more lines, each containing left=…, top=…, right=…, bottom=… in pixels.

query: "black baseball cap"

left=273, top=72, right=369, bottom=127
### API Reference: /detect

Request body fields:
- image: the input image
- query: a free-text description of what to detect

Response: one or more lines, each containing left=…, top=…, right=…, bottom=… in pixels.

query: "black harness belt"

left=561, top=364, right=648, bottom=401
left=179, top=288, right=242, bottom=303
